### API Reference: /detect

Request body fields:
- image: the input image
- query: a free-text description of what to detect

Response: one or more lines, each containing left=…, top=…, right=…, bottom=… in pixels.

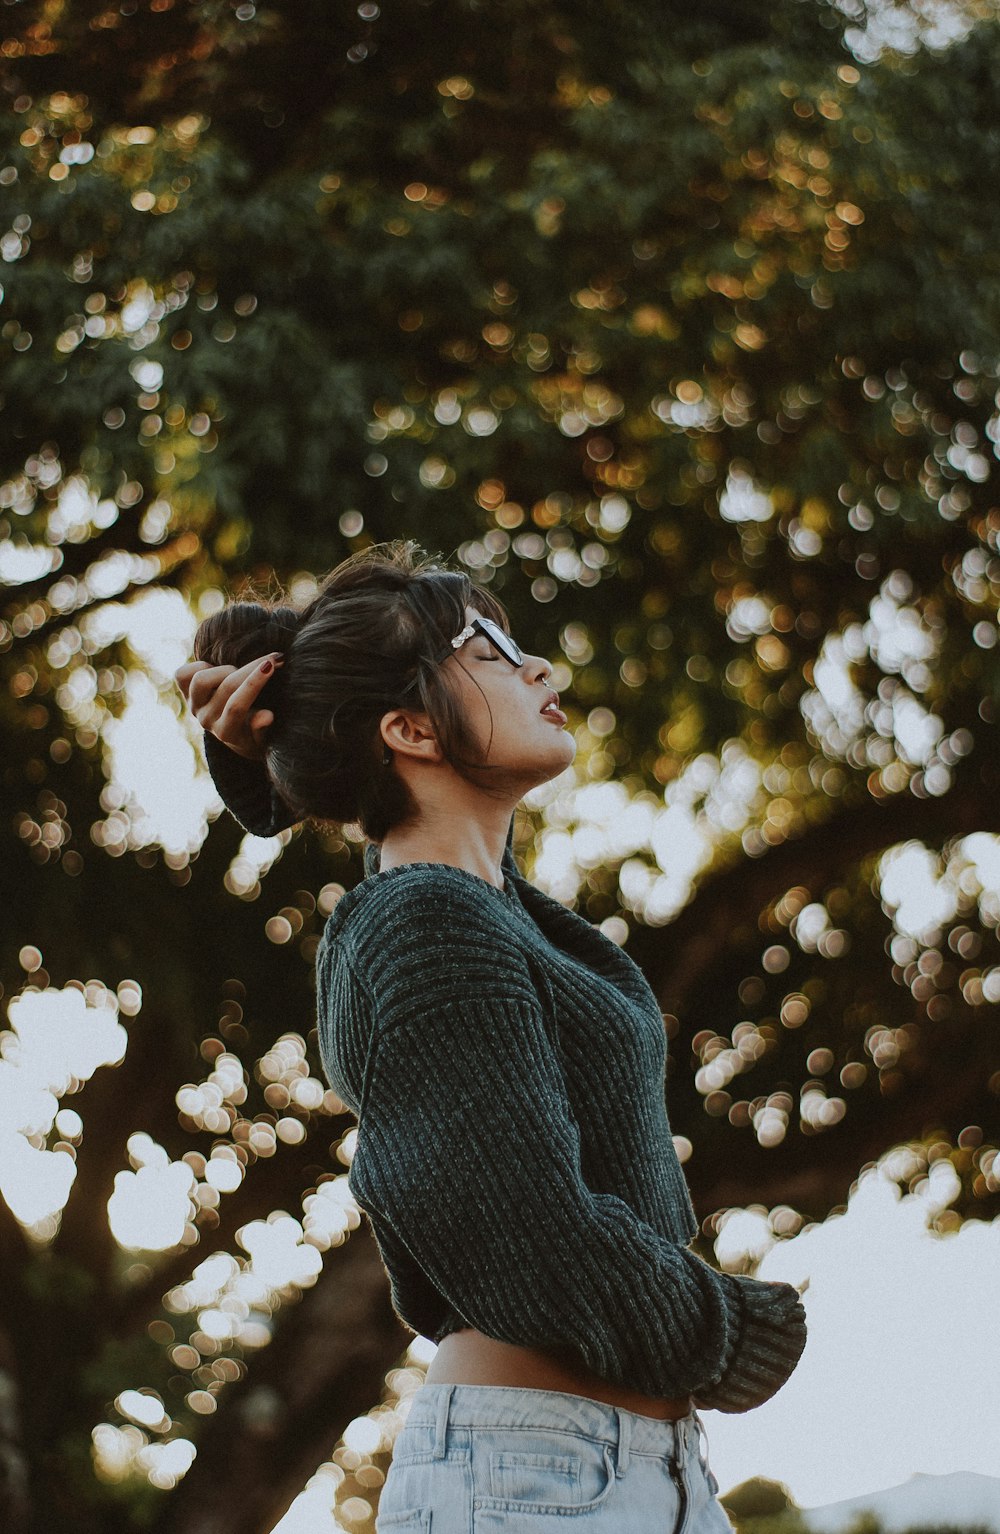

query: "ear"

left=379, top=709, right=443, bottom=764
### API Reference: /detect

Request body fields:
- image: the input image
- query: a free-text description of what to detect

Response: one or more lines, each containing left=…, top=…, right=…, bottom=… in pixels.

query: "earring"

left=382, top=742, right=392, bottom=766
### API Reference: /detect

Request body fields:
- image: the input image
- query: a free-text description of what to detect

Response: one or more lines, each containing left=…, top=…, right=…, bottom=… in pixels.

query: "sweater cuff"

left=204, top=734, right=298, bottom=838
left=694, top=1273, right=807, bottom=1414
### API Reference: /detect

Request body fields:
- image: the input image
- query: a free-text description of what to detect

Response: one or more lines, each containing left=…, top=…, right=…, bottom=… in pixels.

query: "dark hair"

left=193, top=541, right=513, bottom=842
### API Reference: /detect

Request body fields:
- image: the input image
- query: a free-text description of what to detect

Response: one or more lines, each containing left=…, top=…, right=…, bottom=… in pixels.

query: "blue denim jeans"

left=376, top=1384, right=733, bottom=1533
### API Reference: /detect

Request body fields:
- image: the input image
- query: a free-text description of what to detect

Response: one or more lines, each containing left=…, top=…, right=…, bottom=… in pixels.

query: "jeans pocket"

left=489, top=1451, right=580, bottom=1506
left=476, top=1436, right=617, bottom=1516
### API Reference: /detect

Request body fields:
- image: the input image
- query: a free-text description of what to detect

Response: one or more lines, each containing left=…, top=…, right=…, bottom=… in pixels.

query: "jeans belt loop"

left=614, top=1406, right=631, bottom=1478
left=432, top=1384, right=453, bottom=1459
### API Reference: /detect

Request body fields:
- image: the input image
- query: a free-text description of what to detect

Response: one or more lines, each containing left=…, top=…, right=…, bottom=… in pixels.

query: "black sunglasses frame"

left=448, top=615, right=523, bottom=668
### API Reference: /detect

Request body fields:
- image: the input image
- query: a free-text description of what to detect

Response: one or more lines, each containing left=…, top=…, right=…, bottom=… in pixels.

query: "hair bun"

left=193, top=602, right=300, bottom=671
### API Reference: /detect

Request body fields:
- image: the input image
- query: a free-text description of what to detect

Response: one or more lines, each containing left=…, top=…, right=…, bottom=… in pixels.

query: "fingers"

left=174, top=653, right=283, bottom=758
left=188, top=662, right=243, bottom=720
left=174, top=660, right=210, bottom=701
left=191, top=661, right=242, bottom=712
left=212, top=660, right=283, bottom=757
left=186, top=655, right=278, bottom=720
left=175, top=659, right=238, bottom=713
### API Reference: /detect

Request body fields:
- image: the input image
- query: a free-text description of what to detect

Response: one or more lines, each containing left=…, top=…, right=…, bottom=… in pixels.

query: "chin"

left=557, top=731, right=577, bottom=765
left=488, top=733, right=577, bottom=793
left=534, top=733, right=577, bottom=783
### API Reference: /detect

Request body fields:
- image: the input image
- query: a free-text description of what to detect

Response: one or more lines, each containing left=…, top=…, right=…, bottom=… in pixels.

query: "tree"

left=721, top=1474, right=805, bottom=1533
left=2, top=1, right=999, bottom=1529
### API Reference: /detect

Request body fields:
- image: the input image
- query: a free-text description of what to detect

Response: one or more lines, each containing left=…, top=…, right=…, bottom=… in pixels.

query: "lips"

left=540, top=691, right=567, bottom=725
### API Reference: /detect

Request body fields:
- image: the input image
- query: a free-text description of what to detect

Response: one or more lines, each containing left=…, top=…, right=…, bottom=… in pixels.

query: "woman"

left=177, top=541, right=806, bottom=1533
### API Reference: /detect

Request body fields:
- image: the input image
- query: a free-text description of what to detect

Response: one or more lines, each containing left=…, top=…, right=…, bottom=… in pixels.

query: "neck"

left=378, top=796, right=516, bottom=891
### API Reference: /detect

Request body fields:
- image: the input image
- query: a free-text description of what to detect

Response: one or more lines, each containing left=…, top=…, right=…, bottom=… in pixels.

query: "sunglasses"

left=447, top=614, right=524, bottom=668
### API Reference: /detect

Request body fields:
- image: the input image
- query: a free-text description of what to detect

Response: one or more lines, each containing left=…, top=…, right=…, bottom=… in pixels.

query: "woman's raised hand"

left=175, top=654, right=283, bottom=761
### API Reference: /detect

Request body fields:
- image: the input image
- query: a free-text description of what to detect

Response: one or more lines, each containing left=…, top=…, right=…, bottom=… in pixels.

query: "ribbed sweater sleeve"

left=203, top=735, right=297, bottom=837
left=338, top=877, right=806, bottom=1407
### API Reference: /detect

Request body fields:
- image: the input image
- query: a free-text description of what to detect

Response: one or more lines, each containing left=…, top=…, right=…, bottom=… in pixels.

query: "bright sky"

left=705, top=1167, right=1000, bottom=1506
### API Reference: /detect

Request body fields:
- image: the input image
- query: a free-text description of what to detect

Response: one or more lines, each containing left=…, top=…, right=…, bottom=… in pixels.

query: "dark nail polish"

left=261, top=660, right=273, bottom=674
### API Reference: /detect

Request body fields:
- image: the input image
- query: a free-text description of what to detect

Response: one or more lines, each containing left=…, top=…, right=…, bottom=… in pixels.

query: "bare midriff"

left=424, top=1328, right=692, bottom=1422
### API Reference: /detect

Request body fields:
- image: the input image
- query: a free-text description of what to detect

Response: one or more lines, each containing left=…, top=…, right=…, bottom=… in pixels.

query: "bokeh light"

left=0, top=980, right=132, bottom=1237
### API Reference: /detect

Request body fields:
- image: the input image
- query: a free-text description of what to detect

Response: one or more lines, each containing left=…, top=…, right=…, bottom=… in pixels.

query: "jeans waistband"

left=402, top=1383, right=706, bottom=1475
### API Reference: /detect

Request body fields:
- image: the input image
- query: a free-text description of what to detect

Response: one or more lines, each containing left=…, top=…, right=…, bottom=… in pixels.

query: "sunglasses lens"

left=480, top=617, right=521, bottom=665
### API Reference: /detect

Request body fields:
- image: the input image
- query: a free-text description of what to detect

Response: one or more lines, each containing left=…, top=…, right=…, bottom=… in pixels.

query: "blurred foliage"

left=723, top=1474, right=803, bottom=1521
left=728, top=1513, right=806, bottom=1534
left=721, top=1480, right=995, bottom=1534
left=844, top=1523, right=993, bottom=1534
left=2, top=1, right=1000, bottom=1531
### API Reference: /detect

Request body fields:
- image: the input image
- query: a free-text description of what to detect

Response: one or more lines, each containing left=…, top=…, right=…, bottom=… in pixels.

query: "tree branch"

left=630, top=730, right=1000, bottom=1012
left=686, top=1022, right=995, bottom=1220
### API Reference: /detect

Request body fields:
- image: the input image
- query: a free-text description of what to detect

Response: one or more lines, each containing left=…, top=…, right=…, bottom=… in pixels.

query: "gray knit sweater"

left=205, top=738, right=807, bottom=1412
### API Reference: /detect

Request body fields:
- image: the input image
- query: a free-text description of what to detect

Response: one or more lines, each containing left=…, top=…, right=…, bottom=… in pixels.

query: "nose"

left=524, top=652, right=551, bottom=684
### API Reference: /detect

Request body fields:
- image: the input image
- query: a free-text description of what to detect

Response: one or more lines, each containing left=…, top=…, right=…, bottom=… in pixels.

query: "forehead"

left=464, top=601, right=510, bottom=629
left=463, top=605, right=497, bottom=634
